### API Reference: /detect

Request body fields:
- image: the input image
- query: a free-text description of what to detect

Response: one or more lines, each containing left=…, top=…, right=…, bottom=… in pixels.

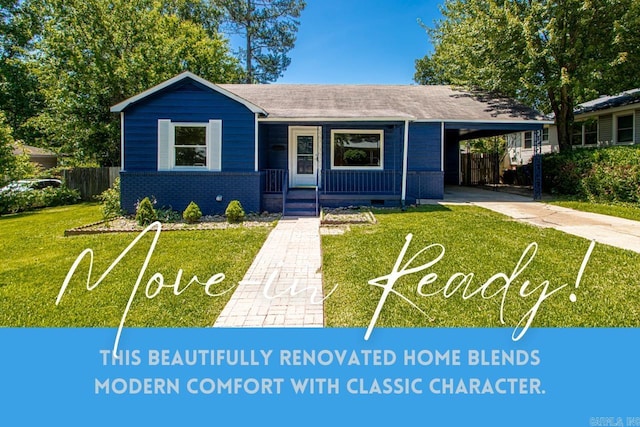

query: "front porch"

left=261, top=168, right=441, bottom=215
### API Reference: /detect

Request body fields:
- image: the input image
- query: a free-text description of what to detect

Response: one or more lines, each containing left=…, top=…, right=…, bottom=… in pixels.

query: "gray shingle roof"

left=12, top=144, right=57, bottom=157
left=575, top=88, right=640, bottom=115
left=110, top=72, right=546, bottom=122
left=219, top=83, right=546, bottom=122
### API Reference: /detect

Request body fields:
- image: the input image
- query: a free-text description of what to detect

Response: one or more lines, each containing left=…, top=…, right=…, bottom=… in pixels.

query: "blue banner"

left=0, top=327, right=637, bottom=426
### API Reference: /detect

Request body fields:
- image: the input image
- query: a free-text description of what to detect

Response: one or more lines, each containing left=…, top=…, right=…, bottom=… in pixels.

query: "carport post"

left=533, top=128, right=542, bottom=200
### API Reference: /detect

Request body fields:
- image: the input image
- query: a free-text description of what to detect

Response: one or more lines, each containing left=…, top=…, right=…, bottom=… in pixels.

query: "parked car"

left=0, top=178, right=62, bottom=194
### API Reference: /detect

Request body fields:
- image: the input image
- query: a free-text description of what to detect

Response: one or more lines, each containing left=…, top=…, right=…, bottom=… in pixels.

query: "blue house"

left=111, top=72, right=547, bottom=216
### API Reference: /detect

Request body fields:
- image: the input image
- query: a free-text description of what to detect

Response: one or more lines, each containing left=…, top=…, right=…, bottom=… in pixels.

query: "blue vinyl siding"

left=408, top=122, right=442, bottom=171
left=123, top=79, right=256, bottom=172
left=444, top=131, right=461, bottom=185
left=259, top=123, right=288, bottom=170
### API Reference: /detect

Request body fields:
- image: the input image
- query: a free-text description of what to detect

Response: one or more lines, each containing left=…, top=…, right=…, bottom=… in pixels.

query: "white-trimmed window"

left=616, top=114, right=634, bottom=144
left=331, top=129, right=384, bottom=169
left=523, top=131, right=532, bottom=149
left=572, top=119, right=598, bottom=146
left=174, top=124, right=207, bottom=167
left=157, top=119, right=222, bottom=171
left=542, top=127, right=549, bottom=145
left=584, top=120, right=598, bottom=146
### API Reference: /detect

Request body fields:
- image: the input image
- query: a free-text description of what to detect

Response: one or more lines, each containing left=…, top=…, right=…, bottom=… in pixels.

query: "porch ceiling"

left=447, top=122, right=545, bottom=141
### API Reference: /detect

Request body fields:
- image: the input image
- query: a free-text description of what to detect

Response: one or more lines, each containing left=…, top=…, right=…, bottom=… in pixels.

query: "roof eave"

left=414, top=118, right=554, bottom=125
left=259, top=115, right=416, bottom=122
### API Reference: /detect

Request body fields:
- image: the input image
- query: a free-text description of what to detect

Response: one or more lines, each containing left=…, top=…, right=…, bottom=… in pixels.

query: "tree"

left=30, top=0, right=242, bottom=166
left=222, top=0, right=305, bottom=83
left=0, top=111, right=37, bottom=185
left=415, top=0, right=640, bottom=152
left=0, top=0, right=44, bottom=142
left=0, top=111, right=16, bottom=184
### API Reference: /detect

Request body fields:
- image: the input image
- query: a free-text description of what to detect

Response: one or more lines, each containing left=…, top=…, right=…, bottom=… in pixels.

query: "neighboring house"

left=12, top=144, right=58, bottom=170
left=505, top=88, right=640, bottom=169
left=504, top=126, right=558, bottom=169
left=570, top=88, right=640, bottom=147
left=111, top=72, right=547, bottom=216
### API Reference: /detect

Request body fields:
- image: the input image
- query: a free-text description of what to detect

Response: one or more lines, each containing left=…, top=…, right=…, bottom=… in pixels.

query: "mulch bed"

left=65, top=208, right=376, bottom=236
left=320, top=207, right=377, bottom=225
left=64, top=213, right=281, bottom=236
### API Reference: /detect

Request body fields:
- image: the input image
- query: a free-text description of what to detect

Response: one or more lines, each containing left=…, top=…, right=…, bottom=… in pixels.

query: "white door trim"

left=288, top=126, right=321, bottom=187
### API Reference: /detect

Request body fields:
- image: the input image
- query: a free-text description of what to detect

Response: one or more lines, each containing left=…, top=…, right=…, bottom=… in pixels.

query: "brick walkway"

left=213, top=216, right=325, bottom=327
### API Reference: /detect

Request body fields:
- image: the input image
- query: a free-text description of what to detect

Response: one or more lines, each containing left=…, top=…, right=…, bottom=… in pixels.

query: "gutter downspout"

left=441, top=121, right=445, bottom=173
left=401, top=120, right=410, bottom=210
left=120, top=112, right=125, bottom=171
left=254, top=113, right=259, bottom=172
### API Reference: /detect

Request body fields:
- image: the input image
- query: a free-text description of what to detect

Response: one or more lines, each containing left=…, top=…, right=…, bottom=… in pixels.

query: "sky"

left=272, top=0, right=444, bottom=84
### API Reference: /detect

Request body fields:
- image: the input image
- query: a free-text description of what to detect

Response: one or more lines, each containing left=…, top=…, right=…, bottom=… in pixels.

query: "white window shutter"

left=157, top=119, right=171, bottom=170
left=208, top=119, right=222, bottom=171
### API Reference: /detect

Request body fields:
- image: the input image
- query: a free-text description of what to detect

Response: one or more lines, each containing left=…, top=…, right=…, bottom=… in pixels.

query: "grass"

left=321, top=205, right=640, bottom=330
left=546, top=198, right=640, bottom=222
left=0, top=203, right=271, bottom=327
left=4, top=201, right=640, bottom=331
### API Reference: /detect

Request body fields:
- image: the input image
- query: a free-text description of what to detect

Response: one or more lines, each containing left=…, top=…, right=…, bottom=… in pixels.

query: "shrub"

left=156, top=207, right=181, bottom=223
left=39, top=186, right=81, bottom=207
left=135, top=196, right=157, bottom=226
left=97, top=177, right=123, bottom=219
left=540, top=145, right=640, bottom=203
left=225, top=200, right=245, bottom=223
left=182, top=201, right=202, bottom=224
left=0, top=185, right=80, bottom=215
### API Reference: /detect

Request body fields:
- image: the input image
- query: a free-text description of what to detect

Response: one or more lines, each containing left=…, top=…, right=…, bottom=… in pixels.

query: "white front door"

left=289, top=126, right=320, bottom=187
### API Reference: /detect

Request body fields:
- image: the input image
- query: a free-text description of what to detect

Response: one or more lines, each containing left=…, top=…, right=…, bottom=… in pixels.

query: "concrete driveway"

left=435, top=186, right=640, bottom=254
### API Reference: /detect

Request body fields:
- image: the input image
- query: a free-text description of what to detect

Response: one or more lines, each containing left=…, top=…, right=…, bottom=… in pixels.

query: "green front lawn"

left=321, top=205, right=640, bottom=331
left=4, top=202, right=640, bottom=331
left=0, top=204, right=271, bottom=327
left=546, top=199, right=640, bottom=222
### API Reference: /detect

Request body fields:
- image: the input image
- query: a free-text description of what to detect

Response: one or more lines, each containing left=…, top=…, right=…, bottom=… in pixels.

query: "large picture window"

left=331, top=129, right=383, bottom=169
left=174, top=124, right=207, bottom=167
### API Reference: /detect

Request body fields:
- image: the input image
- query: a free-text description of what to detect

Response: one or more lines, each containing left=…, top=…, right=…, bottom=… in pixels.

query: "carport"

left=443, top=121, right=546, bottom=200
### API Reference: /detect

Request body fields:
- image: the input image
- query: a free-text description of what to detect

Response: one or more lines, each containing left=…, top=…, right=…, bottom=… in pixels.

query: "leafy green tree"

left=0, top=111, right=37, bottom=185
left=222, top=0, right=305, bottom=83
left=0, top=111, right=16, bottom=184
left=31, top=0, right=242, bottom=166
left=0, top=0, right=44, bottom=142
left=415, top=0, right=640, bottom=153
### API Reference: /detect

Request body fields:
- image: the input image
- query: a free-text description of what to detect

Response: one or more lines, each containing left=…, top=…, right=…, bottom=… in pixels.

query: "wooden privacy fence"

left=62, top=167, right=120, bottom=201
left=461, top=152, right=500, bottom=186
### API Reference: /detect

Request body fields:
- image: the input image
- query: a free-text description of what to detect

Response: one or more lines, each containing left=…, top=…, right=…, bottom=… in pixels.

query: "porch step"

left=284, top=188, right=318, bottom=216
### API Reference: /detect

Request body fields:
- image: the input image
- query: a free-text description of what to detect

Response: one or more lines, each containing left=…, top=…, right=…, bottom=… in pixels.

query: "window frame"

left=583, top=119, right=598, bottom=146
left=523, top=131, right=533, bottom=149
left=170, top=122, right=209, bottom=169
left=571, top=119, right=599, bottom=147
left=542, top=128, right=549, bottom=145
left=615, top=113, right=634, bottom=144
left=330, top=129, right=384, bottom=170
